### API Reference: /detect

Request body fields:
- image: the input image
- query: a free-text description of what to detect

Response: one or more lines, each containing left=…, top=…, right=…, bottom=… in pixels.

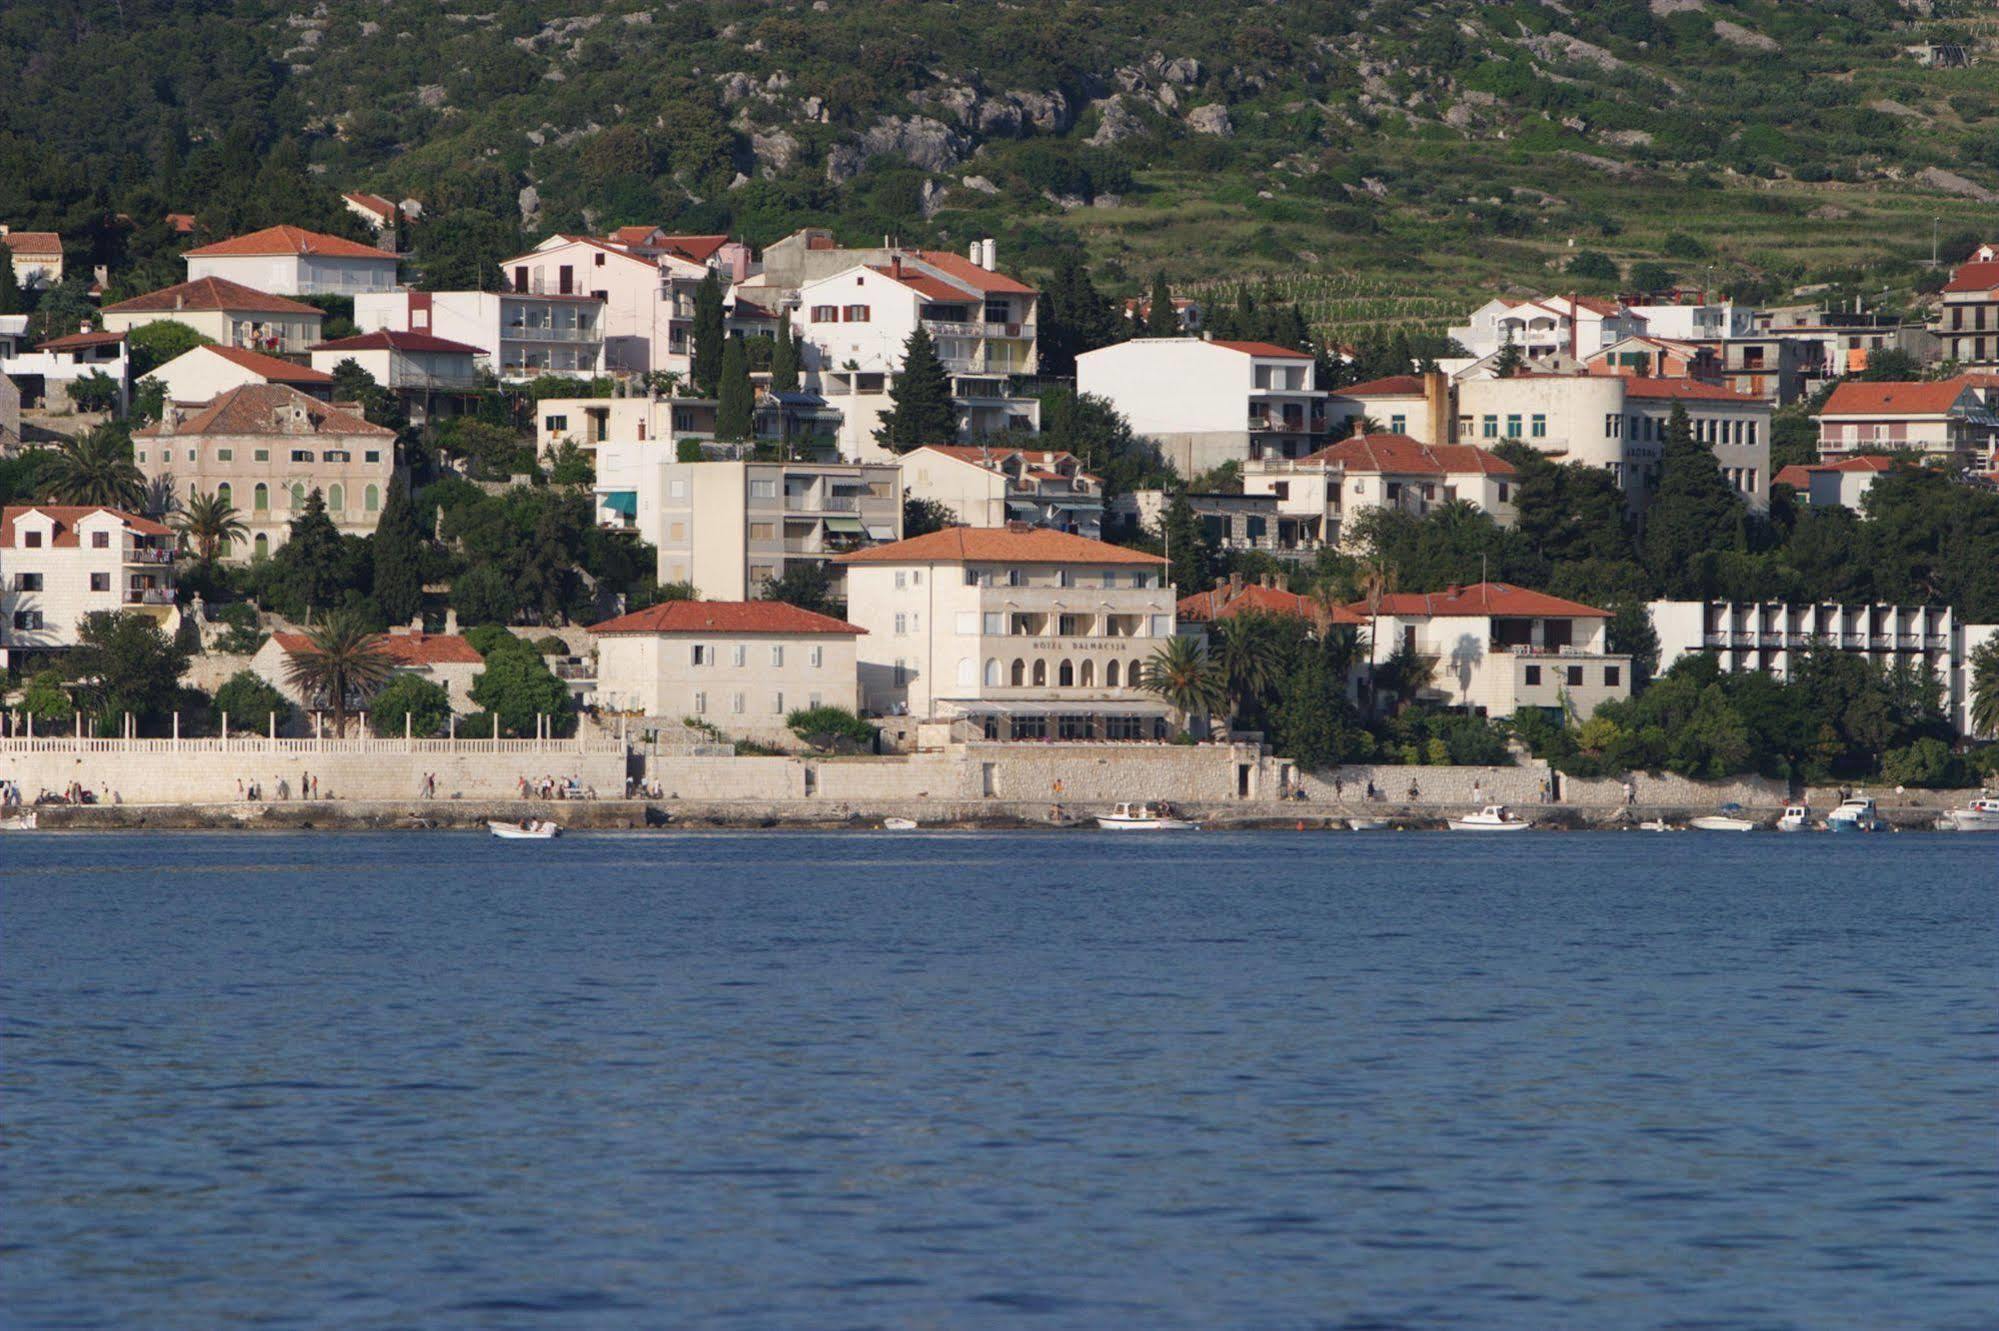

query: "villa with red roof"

left=0, top=226, right=63, bottom=289
left=183, top=225, right=398, bottom=297
left=1076, top=335, right=1331, bottom=473
left=1812, top=378, right=1997, bottom=466
left=1241, top=434, right=1519, bottom=551
left=101, top=276, right=326, bottom=353
left=341, top=192, right=399, bottom=236
left=1325, top=371, right=1453, bottom=445
left=252, top=629, right=487, bottom=727
left=308, top=329, right=481, bottom=396
left=901, top=445, right=1102, bottom=538
left=1934, top=257, right=1999, bottom=367
left=589, top=600, right=865, bottom=741
left=1448, top=294, right=1647, bottom=361
left=1774, top=455, right=1899, bottom=510
left=0, top=506, right=176, bottom=668
left=140, top=343, right=335, bottom=405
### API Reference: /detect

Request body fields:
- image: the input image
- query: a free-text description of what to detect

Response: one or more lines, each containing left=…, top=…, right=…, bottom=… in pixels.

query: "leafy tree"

left=1880, top=737, right=1959, bottom=789
left=1211, top=612, right=1286, bottom=726
left=21, top=669, right=72, bottom=728
left=1628, top=261, right=1675, bottom=292
left=211, top=670, right=290, bottom=734
left=280, top=610, right=396, bottom=736
left=468, top=639, right=571, bottom=736
left=1143, top=271, right=1180, bottom=336
left=1037, top=251, right=1120, bottom=377
left=786, top=705, right=876, bottom=753
left=1270, top=649, right=1372, bottom=770
left=1567, top=250, right=1619, bottom=282
left=1037, top=388, right=1162, bottom=501
left=369, top=672, right=452, bottom=737
left=68, top=370, right=121, bottom=414
left=904, top=496, right=956, bottom=538
left=1855, top=348, right=1921, bottom=381
left=1971, top=637, right=1999, bottom=741
left=1642, top=402, right=1742, bottom=596
left=125, top=320, right=211, bottom=377
left=176, top=490, right=247, bottom=564
left=1492, top=332, right=1524, bottom=379
left=0, top=242, right=19, bottom=315
left=437, top=418, right=535, bottom=479
left=715, top=332, right=754, bottom=440
left=1139, top=635, right=1226, bottom=734
left=546, top=440, right=595, bottom=486
left=770, top=317, right=799, bottom=392
left=41, top=425, right=144, bottom=508
left=1159, top=490, right=1212, bottom=594
left=691, top=269, right=725, bottom=396
left=411, top=209, right=513, bottom=290
left=451, top=561, right=519, bottom=626
left=372, top=476, right=424, bottom=626
left=873, top=326, right=956, bottom=451
left=70, top=610, right=191, bottom=734
left=759, top=561, right=835, bottom=616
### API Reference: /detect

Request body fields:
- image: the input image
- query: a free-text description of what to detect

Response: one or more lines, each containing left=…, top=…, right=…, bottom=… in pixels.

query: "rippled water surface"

left=3, top=831, right=1994, bottom=1329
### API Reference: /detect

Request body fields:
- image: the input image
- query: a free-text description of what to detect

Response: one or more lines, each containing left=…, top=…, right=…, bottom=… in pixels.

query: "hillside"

left=4, top=0, right=1997, bottom=323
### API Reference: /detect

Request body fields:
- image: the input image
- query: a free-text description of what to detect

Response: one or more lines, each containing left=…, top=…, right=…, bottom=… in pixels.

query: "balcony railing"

left=125, top=547, right=175, bottom=564
left=504, top=324, right=599, bottom=343
left=923, top=319, right=1035, bottom=340
left=125, top=588, right=175, bottom=605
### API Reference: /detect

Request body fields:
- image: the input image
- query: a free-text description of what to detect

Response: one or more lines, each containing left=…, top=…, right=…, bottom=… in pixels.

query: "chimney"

left=968, top=240, right=981, bottom=266
left=1423, top=368, right=1450, bottom=445
left=444, top=607, right=460, bottom=635
left=174, top=293, right=184, bottom=311
left=1229, top=571, right=1243, bottom=594
left=890, top=255, right=902, bottom=278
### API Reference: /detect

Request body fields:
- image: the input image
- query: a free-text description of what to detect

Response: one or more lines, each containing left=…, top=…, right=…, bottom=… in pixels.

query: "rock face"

left=1917, top=166, right=1998, bottom=203
left=518, top=184, right=542, bottom=224
left=824, top=115, right=967, bottom=183
left=751, top=129, right=800, bottom=176
left=1086, top=95, right=1149, bottom=147
left=1518, top=32, right=1625, bottom=72
left=1187, top=104, right=1233, bottom=137
left=1712, top=19, right=1779, bottom=52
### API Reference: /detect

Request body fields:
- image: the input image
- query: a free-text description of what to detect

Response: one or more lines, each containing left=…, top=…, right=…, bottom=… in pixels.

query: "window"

left=732, top=644, right=746, bottom=667
left=365, top=484, right=379, bottom=512
left=810, top=646, right=823, bottom=669
left=1498, top=482, right=1510, bottom=502
left=895, top=571, right=907, bottom=589
left=691, top=645, right=709, bottom=665
left=693, top=692, right=706, bottom=714
left=90, top=572, right=110, bottom=592
left=91, top=531, right=110, bottom=549
left=137, top=450, right=147, bottom=463
left=771, top=646, right=784, bottom=667
left=1530, top=414, right=1547, bottom=439
left=894, top=613, right=907, bottom=635
left=732, top=692, right=745, bottom=714
left=810, top=305, right=838, bottom=322
left=23, top=531, right=40, bottom=548
left=668, top=522, right=687, bottom=541
left=291, top=450, right=314, bottom=463
left=13, top=610, right=44, bottom=630
left=749, top=479, right=777, bottom=499
left=218, top=448, right=233, bottom=462
left=1605, top=414, right=1621, bottom=439
left=894, top=659, right=908, bottom=687
left=748, top=522, right=776, bottom=542
left=1482, top=415, right=1498, bottom=439
left=1525, top=665, right=1541, bottom=686
left=1150, top=615, right=1172, bottom=637
left=254, top=483, right=269, bottom=511
left=328, top=484, right=345, bottom=512
left=1566, top=666, right=1584, bottom=687
left=983, top=611, right=1004, bottom=635
left=16, top=573, right=41, bottom=590
left=772, top=692, right=784, bottom=714
left=1505, top=414, right=1523, bottom=439
left=1389, top=414, right=1406, bottom=433
left=545, top=415, right=569, bottom=432
left=809, top=693, right=821, bottom=710
left=911, top=570, right=922, bottom=586
left=254, top=449, right=269, bottom=462
left=669, top=479, right=688, bottom=499
left=842, top=304, right=870, bottom=322
left=984, top=658, right=999, bottom=686
left=1605, top=666, right=1621, bottom=687
left=253, top=533, right=268, bottom=559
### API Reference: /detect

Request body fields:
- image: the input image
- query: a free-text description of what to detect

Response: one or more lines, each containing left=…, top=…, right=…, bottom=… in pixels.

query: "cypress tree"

left=373, top=476, right=424, bottom=626
left=1642, top=401, right=1743, bottom=595
left=1039, top=252, right=1119, bottom=375
left=873, top=325, right=957, bottom=452
left=715, top=333, right=754, bottom=441
left=0, top=243, right=19, bottom=315
left=1144, top=271, right=1180, bottom=337
left=769, top=316, right=799, bottom=392
left=1161, top=490, right=1212, bottom=593
left=691, top=269, right=725, bottom=397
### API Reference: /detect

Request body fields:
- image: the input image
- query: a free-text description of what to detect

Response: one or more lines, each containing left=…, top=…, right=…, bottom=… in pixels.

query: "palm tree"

left=176, top=490, right=247, bottom=564
left=281, top=610, right=397, bottom=737
left=1970, top=637, right=1999, bottom=740
left=1355, top=559, right=1396, bottom=715
left=1373, top=643, right=1438, bottom=716
left=1211, top=612, right=1284, bottom=728
left=42, top=425, right=145, bottom=509
left=1139, top=635, right=1227, bottom=737
left=142, top=472, right=182, bottom=522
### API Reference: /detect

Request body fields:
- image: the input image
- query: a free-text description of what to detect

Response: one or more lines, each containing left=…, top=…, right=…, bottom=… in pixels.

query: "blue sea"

left=2, top=831, right=1993, bottom=1329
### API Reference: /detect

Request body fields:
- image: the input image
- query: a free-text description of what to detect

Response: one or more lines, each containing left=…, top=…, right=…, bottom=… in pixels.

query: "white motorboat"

left=1825, top=796, right=1881, bottom=834
left=1776, top=804, right=1813, bottom=832
left=1637, top=818, right=1678, bottom=832
left=1941, top=795, right=1999, bottom=832
left=882, top=817, right=920, bottom=831
left=1347, top=817, right=1389, bottom=832
left=1690, top=804, right=1757, bottom=832
left=0, top=811, right=37, bottom=831
left=1097, top=802, right=1198, bottom=830
left=489, top=819, right=562, bottom=840
left=1447, top=804, right=1531, bottom=832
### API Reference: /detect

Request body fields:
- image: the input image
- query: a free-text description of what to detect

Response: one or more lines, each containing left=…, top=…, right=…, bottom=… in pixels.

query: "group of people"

left=624, top=777, right=665, bottom=799
left=11, top=781, right=113, bottom=806
left=235, top=773, right=323, bottom=802
left=519, top=774, right=592, bottom=801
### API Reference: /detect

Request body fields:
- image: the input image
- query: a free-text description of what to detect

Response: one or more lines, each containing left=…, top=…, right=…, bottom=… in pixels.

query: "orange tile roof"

left=342, top=192, right=397, bottom=222
left=1209, top=339, right=1313, bottom=359
left=165, top=213, right=198, bottom=233
left=1334, top=374, right=1425, bottom=396
left=1620, top=377, right=1759, bottom=402
left=36, top=330, right=126, bottom=351
left=1775, top=456, right=1898, bottom=488
left=591, top=600, right=864, bottom=636
left=0, top=230, right=62, bottom=255
left=654, top=234, right=731, bottom=264
left=1177, top=583, right=1366, bottom=625
left=1942, top=260, right=1999, bottom=295
left=1, top=505, right=171, bottom=547
left=273, top=631, right=484, bottom=666
left=1302, top=435, right=1516, bottom=476
left=835, top=526, right=1164, bottom=566
left=1347, top=582, right=1610, bottom=619
left=134, top=383, right=392, bottom=438
left=909, top=249, right=1036, bottom=295
left=309, top=330, right=483, bottom=356
left=1818, top=380, right=1972, bottom=417
left=867, top=264, right=968, bottom=302
left=184, top=225, right=395, bottom=260
left=104, top=276, right=323, bottom=316
left=201, top=346, right=334, bottom=384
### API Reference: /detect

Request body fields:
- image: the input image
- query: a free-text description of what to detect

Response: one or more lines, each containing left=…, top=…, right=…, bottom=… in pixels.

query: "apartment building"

left=0, top=505, right=176, bottom=669
left=535, top=394, right=719, bottom=459
left=1455, top=374, right=1770, bottom=511
left=141, top=344, right=335, bottom=404
left=1241, top=435, right=1518, bottom=552
left=182, top=225, right=398, bottom=296
left=1650, top=599, right=1999, bottom=736
left=353, top=289, right=605, bottom=380
left=1346, top=582, right=1632, bottom=718
left=1935, top=258, right=1999, bottom=366
left=1813, top=379, right=1998, bottom=467
left=308, top=331, right=480, bottom=392
left=590, top=599, right=864, bottom=744
left=501, top=234, right=715, bottom=377
left=594, top=455, right=901, bottom=600
left=1323, top=371, right=1455, bottom=445
left=1, top=328, right=129, bottom=413
left=901, top=445, right=1103, bottom=537
left=132, top=384, right=396, bottom=555
left=101, top=278, right=326, bottom=355
left=0, top=226, right=63, bottom=289
left=1448, top=295, right=1647, bottom=361
left=1076, top=337, right=1330, bottom=473
left=1623, top=299, right=1754, bottom=343
left=835, top=526, right=1176, bottom=737
left=1585, top=335, right=1722, bottom=383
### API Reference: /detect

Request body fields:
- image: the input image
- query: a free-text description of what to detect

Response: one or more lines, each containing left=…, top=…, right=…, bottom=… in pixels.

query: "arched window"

left=1058, top=660, right=1074, bottom=687
left=1010, top=659, right=1026, bottom=687
left=1106, top=659, right=1121, bottom=688
left=364, top=483, right=380, bottom=512
left=290, top=483, right=307, bottom=509
left=253, top=533, right=269, bottom=560
left=328, top=483, right=345, bottom=513
left=1032, top=659, right=1047, bottom=687
left=216, top=481, right=232, bottom=505
left=956, top=657, right=975, bottom=688
left=984, top=658, right=1000, bottom=687
left=253, top=482, right=269, bottom=512
left=1079, top=659, right=1095, bottom=688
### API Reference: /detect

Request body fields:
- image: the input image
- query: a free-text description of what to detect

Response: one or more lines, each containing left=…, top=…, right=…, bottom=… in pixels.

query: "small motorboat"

left=1691, top=803, right=1756, bottom=832
left=1447, top=804, right=1531, bottom=832
left=1637, top=818, right=1678, bottom=832
left=1097, top=802, right=1198, bottom=830
left=1825, top=796, right=1881, bottom=834
left=1941, top=794, right=1999, bottom=832
left=489, top=819, right=561, bottom=840
left=882, top=817, right=920, bottom=831
left=1776, top=804, right=1813, bottom=833
left=0, top=811, right=37, bottom=831
left=1347, top=817, right=1389, bottom=832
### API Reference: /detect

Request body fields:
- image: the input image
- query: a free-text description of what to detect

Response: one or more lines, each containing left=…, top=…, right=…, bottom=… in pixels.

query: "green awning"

left=600, top=491, right=637, bottom=516
left=824, top=515, right=865, bottom=533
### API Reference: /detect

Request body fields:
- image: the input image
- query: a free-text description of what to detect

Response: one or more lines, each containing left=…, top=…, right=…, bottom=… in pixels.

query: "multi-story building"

left=1711, top=333, right=1817, bottom=405
left=132, top=384, right=396, bottom=556
left=1346, top=582, right=1632, bottom=718
left=1448, top=295, right=1647, bottom=361
left=1812, top=379, right=1998, bottom=467
left=0, top=505, right=176, bottom=669
left=1773, top=455, right=1896, bottom=510
left=182, top=225, right=399, bottom=296
left=1076, top=336, right=1330, bottom=473
left=795, top=246, right=1041, bottom=458
left=1624, top=299, right=1755, bottom=343
left=901, top=445, right=1103, bottom=538
left=1935, top=257, right=1999, bottom=366
left=1454, top=374, right=1770, bottom=511
left=1325, top=372, right=1453, bottom=444
left=535, top=394, right=719, bottom=460
left=1650, top=599, right=1999, bottom=737
left=1112, top=490, right=1292, bottom=557
left=501, top=234, right=718, bottom=378
left=1241, top=435, right=1518, bottom=552
left=1176, top=574, right=1366, bottom=635
left=0, top=227, right=63, bottom=289
left=140, top=344, right=334, bottom=405
left=101, top=278, right=326, bottom=355
left=835, top=526, right=1177, bottom=737
left=0, top=328, right=130, bottom=413
left=593, top=455, right=901, bottom=600
left=252, top=628, right=487, bottom=726
left=589, top=599, right=865, bottom=744
left=353, top=289, right=605, bottom=381
left=1585, top=335, right=1722, bottom=383
left=1751, top=304, right=1937, bottom=386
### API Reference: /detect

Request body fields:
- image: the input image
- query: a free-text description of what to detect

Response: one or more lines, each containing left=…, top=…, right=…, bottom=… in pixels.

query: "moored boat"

left=1776, top=804, right=1813, bottom=832
left=1941, top=794, right=1999, bottom=832
left=1825, top=796, right=1881, bottom=834
left=1347, top=817, right=1389, bottom=831
left=882, top=817, right=920, bottom=831
left=1447, top=804, right=1531, bottom=832
left=489, top=819, right=561, bottom=840
left=1637, top=818, right=1678, bottom=832
left=1690, top=803, right=1757, bottom=832
left=0, top=811, right=37, bottom=831
left=1097, top=802, right=1198, bottom=830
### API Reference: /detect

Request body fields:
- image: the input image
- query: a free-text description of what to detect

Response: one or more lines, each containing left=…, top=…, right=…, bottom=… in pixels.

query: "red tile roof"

left=1347, top=582, right=1610, bottom=619
left=104, top=276, right=323, bottom=316
left=835, top=526, right=1164, bottom=565
left=273, top=631, right=484, bottom=666
left=184, top=225, right=396, bottom=260
left=1818, top=380, right=1972, bottom=417
left=35, top=330, right=125, bottom=351
left=1, top=229, right=61, bottom=256
left=1942, top=260, right=1999, bottom=295
left=909, top=249, right=1036, bottom=295
left=200, top=346, right=335, bottom=384
left=914, top=444, right=1096, bottom=481
left=1209, top=339, right=1313, bottom=360
left=591, top=600, right=864, bottom=636
left=1775, top=456, right=1898, bottom=488
left=134, top=383, right=393, bottom=438
left=342, top=192, right=397, bottom=222
left=867, top=264, right=968, bottom=302
left=1, top=505, right=172, bottom=547
left=654, top=234, right=731, bottom=264
left=165, top=213, right=198, bottom=234
left=1177, top=583, right=1366, bottom=625
left=309, top=330, right=483, bottom=356
left=1334, top=374, right=1426, bottom=397
left=1620, top=377, right=1760, bottom=402
left=1302, top=435, right=1516, bottom=476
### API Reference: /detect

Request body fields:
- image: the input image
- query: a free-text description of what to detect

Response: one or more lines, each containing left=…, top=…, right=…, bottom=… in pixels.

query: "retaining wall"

left=1297, top=764, right=1548, bottom=806
left=1561, top=771, right=1790, bottom=808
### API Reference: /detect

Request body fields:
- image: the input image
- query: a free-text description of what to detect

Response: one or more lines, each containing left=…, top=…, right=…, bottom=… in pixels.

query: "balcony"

left=125, top=547, right=175, bottom=565
left=125, top=588, right=175, bottom=605
left=504, top=324, right=599, bottom=344
left=923, top=319, right=1035, bottom=341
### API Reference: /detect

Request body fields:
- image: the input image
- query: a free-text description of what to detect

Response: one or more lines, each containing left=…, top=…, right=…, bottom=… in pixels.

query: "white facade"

left=307, top=334, right=479, bottom=392
left=535, top=395, right=718, bottom=459
left=504, top=237, right=709, bottom=377
left=901, top=446, right=1103, bottom=538
left=1625, top=301, right=1754, bottom=342
left=1449, top=296, right=1648, bottom=361
left=1075, top=337, right=1331, bottom=474
left=1359, top=585, right=1631, bottom=718
left=184, top=229, right=398, bottom=296
left=1242, top=439, right=1519, bottom=552
left=354, top=290, right=605, bottom=381
left=141, top=345, right=333, bottom=404
left=0, top=506, right=177, bottom=668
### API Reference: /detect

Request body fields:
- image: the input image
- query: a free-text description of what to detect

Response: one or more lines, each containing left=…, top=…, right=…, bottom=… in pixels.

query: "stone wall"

left=1562, top=771, right=1790, bottom=808
left=1296, top=763, right=1549, bottom=806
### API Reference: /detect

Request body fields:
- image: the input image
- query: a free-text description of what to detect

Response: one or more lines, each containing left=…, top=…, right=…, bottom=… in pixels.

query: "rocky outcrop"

left=1086, top=95, right=1149, bottom=146
left=1712, top=20, right=1779, bottom=52
left=1518, top=32, right=1625, bottom=73
left=1916, top=166, right=1998, bottom=203
left=1187, top=104, right=1233, bottom=136
left=517, top=184, right=541, bottom=224
left=824, top=115, right=967, bottom=183
left=751, top=129, right=800, bottom=176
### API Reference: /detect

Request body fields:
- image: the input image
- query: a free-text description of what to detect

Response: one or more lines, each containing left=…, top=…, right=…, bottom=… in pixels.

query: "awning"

left=599, top=491, right=637, bottom=516
left=865, top=523, right=897, bottom=540
left=1006, top=499, right=1040, bottom=515
left=1049, top=500, right=1104, bottom=512
left=824, top=515, right=865, bottom=534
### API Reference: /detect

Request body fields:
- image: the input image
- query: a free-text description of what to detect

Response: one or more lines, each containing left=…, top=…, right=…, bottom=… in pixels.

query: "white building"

left=252, top=629, right=487, bottom=725
left=182, top=226, right=399, bottom=296
left=1348, top=583, right=1632, bottom=718
left=0, top=505, right=176, bottom=669
left=535, top=394, right=718, bottom=460
left=1650, top=599, right=1999, bottom=736
left=101, top=277, right=326, bottom=354
left=901, top=445, right=1103, bottom=538
left=1455, top=374, right=1770, bottom=511
left=1773, top=455, right=1896, bottom=510
left=341, top=192, right=400, bottom=237
left=501, top=234, right=719, bottom=377
left=353, top=289, right=605, bottom=381
left=1325, top=372, right=1452, bottom=444
left=1242, top=435, right=1518, bottom=552
left=1448, top=295, right=1648, bottom=361
left=1075, top=336, right=1330, bottom=474
left=141, top=344, right=335, bottom=404
left=590, top=599, right=865, bottom=743
left=1624, top=300, right=1755, bottom=343
left=0, top=227, right=62, bottom=289
left=794, top=246, right=1040, bottom=458
left=593, top=455, right=901, bottom=600
left=835, top=526, right=1177, bottom=737
left=1812, top=379, right=1997, bottom=468
left=0, top=328, right=130, bottom=413
left=308, top=330, right=480, bottom=393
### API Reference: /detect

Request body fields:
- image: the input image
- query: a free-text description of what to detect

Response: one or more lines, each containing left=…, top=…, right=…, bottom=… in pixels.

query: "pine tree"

left=1161, top=490, right=1212, bottom=593
left=0, top=244, right=20, bottom=316
left=873, top=326, right=957, bottom=452
left=769, top=317, right=799, bottom=392
left=1642, top=401, right=1743, bottom=596
left=1493, top=332, right=1524, bottom=379
left=275, top=490, right=346, bottom=621
left=1144, top=271, right=1180, bottom=337
left=373, top=476, right=424, bottom=626
left=715, top=333, right=754, bottom=441
left=691, top=269, right=725, bottom=397
left=1038, top=252, right=1119, bottom=375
